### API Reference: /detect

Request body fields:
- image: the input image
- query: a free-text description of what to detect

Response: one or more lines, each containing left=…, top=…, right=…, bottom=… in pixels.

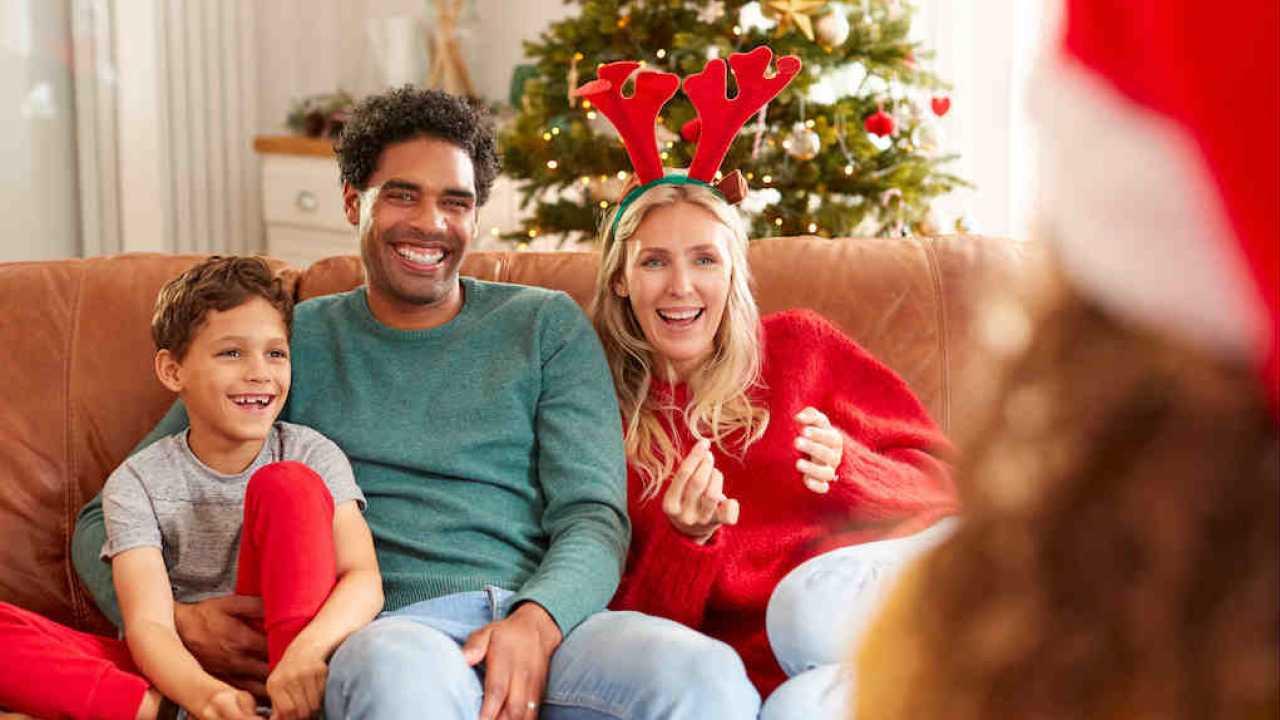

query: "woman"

left=591, top=179, right=959, bottom=717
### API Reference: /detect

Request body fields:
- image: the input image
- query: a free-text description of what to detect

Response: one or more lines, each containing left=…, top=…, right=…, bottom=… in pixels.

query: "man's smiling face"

left=346, top=135, right=478, bottom=313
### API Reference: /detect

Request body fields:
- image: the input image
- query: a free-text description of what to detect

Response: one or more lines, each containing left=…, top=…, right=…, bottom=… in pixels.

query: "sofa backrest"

left=0, top=234, right=1030, bottom=632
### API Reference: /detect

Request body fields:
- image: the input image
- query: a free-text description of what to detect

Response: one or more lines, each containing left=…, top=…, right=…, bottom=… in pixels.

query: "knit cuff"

left=627, top=521, right=727, bottom=625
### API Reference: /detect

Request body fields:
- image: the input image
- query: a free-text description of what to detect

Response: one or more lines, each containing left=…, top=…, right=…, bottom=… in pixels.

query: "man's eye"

left=269, top=350, right=289, bottom=359
left=389, top=190, right=415, bottom=202
left=218, top=349, right=241, bottom=358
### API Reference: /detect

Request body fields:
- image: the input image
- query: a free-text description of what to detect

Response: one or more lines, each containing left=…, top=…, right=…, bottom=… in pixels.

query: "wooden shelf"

left=253, top=134, right=336, bottom=157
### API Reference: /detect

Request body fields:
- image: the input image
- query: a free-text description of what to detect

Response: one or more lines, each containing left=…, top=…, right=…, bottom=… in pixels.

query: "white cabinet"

left=260, top=153, right=353, bottom=268
left=255, top=135, right=530, bottom=269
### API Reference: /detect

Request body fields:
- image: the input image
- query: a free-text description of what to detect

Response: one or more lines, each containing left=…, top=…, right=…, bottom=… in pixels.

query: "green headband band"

left=608, top=174, right=725, bottom=241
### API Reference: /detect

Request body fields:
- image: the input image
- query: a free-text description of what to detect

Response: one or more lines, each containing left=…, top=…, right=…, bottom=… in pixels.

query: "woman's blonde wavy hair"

left=591, top=181, right=770, bottom=501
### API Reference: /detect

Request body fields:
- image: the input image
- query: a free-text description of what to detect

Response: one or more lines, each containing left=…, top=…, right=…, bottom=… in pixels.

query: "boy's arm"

left=73, top=399, right=191, bottom=626
left=114, top=547, right=257, bottom=719
left=265, top=501, right=381, bottom=715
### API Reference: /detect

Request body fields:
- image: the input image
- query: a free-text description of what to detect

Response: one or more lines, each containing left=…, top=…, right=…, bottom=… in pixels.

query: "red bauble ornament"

left=864, top=107, right=895, bottom=137
left=681, top=117, right=702, bottom=143
left=931, top=96, right=951, bottom=117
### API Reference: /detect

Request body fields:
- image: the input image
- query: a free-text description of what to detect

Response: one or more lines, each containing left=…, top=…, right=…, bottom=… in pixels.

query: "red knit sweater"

left=610, top=310, right=958, bottom=695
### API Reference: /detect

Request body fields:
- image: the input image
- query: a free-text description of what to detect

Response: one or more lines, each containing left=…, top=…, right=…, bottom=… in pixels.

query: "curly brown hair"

left=152, top=256, right=293, bottom=361
left=335, top=85, right=499, bottom=205
left=872, top=277, right=1279, bottom=719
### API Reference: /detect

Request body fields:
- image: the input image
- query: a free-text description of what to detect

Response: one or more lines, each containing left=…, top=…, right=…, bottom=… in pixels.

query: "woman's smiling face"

left=618, top=201, right=736, bottom=382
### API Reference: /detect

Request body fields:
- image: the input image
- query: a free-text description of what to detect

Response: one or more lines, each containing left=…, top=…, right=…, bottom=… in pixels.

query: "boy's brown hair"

left=152, top=256, right=293, bottom=360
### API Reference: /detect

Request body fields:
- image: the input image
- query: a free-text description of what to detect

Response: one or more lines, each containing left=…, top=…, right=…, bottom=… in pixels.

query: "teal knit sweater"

left=73, top=279, right=629, bottom=634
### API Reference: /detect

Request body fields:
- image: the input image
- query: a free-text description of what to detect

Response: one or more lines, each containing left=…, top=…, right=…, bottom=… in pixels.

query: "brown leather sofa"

left=0, top=234, right=1030, bottom=637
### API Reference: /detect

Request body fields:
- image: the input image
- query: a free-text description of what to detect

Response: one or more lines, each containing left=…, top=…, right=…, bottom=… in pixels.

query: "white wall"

left=0, top=0, right=79, bottom=261
left=915, top=0, right=1061, bottom=240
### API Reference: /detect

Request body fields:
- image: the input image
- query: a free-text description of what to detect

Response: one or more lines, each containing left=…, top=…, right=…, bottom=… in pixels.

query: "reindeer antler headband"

left=572, top=46, right=802, bottom=240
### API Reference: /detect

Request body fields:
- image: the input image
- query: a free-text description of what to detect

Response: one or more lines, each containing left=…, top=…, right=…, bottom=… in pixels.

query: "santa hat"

left=1031, top=0, right=1278, bottom=411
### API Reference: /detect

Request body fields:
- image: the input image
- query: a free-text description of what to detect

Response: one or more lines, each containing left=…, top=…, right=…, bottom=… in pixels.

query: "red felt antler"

left=573, top=62, right=680, bottom=184
left=683, top=47, right=802, bottom=182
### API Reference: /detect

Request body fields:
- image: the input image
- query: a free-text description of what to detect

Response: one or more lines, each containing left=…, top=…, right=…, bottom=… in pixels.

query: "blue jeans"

left=325, top=585, right=761, bottom=719
left=759, top=519, right=958, bottom=719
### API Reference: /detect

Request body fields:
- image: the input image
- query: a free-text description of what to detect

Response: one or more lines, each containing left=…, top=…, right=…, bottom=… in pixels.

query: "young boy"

left=0, top=256, right=382, bottom=720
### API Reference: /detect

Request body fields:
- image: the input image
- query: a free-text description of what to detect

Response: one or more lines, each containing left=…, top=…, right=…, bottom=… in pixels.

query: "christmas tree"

left=500, top=0, right=967, bottom=245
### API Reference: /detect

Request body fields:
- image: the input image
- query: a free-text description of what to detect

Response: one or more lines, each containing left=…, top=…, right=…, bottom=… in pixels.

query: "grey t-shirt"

left=100, top=421, right=365, bottom=603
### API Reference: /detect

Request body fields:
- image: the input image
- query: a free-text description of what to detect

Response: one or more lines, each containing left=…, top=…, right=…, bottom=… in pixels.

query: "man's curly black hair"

left=335, top=86, right=500, bottom=206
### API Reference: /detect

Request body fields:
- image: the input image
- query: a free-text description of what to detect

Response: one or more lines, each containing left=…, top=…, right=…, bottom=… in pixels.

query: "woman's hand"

left=795, top=407, right=843, bottom=494
left=663, top=439, right=740, bottom=544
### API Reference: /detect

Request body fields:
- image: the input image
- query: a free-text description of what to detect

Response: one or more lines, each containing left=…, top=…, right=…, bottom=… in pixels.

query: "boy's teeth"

left=396, top=245, right=444, bottom=264
left=232, top=395, right=272, bottom=407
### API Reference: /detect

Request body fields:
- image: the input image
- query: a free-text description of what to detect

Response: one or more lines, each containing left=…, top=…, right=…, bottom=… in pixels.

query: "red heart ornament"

left=680, top=117, right=702, bottom=143
left=864, top=108, right=895, bottom=137
left=931, top=96, right=951, bottom=117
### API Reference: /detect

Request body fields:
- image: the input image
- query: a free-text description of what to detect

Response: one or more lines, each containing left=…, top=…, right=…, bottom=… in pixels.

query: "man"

left=73, top=87, right=759, bottom=719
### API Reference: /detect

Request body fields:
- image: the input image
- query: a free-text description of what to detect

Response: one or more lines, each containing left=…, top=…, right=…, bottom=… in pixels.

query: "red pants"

left=0, top=461, right=337, bottom=720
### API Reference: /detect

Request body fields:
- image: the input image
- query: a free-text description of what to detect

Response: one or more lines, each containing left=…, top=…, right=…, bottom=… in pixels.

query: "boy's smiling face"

left=155, top=296, right=291, bottom=472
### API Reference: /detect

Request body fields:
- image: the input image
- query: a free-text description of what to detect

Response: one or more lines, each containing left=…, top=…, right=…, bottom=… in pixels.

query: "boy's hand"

left=174, top=595, right=269, bottom=694
left=193, top=684, right=258, bottom=720
left=267, top=644, right=327, bottom=720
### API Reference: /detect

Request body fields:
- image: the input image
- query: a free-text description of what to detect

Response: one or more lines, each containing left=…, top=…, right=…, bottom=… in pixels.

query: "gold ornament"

left=763, top=0, right=827, bottom=42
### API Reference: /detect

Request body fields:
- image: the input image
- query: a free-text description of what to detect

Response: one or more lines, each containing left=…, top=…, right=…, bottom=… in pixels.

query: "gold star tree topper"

left=764, top=0, right=828, bottom=41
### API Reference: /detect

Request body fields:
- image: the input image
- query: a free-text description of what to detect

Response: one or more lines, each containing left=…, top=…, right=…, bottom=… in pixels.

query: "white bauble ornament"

left=815, top=11, right=850, bottom=46
left=782, top=122, right=821, bottom=160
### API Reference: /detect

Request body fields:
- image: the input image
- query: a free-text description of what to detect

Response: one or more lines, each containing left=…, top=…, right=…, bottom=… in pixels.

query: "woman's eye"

left=641, top=257, right=664, bottom=268
left=695, top=255, right=717, bottom=266
left=269, top=350, right=289, bottom=359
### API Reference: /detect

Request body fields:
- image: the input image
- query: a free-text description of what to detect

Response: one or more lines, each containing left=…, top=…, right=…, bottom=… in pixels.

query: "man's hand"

left=174, top=595, right=269, bottom=696
left=192, top=684, right=258, bottom=720
left=663, top=439, right=740, bottom=544
left=266, top=641, right=327, bottom=720
left=462, top=602, right=563, bottom=720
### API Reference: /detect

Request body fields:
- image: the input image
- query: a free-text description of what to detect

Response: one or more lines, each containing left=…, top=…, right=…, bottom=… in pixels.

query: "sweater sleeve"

left=71, top=399, right=190, bottom=629
left=609, top=474, right=728, bottom=629
left=770, top=311, right=958, bottom=532
left=510, top=294, right=631, bottom=635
